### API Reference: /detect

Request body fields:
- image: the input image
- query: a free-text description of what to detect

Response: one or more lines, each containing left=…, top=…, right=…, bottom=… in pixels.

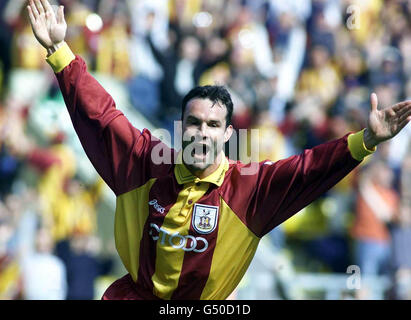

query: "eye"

left=209, top=122, right=219, bottom=128
left=187, top=118, right=199, bottom=125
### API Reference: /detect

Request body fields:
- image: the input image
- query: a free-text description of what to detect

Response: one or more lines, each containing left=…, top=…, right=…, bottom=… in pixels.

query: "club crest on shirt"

left=192, top=203, right=219, bottom=234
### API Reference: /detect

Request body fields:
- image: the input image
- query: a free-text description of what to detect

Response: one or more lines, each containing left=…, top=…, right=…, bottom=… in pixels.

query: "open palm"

left=366, top=93, right=411, bottom=147
left=27, top=0, right=66, bottom=50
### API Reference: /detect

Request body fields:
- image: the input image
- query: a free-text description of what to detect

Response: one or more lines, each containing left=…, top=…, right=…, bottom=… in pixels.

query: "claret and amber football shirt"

left=46, top=43, right=375, bottom=300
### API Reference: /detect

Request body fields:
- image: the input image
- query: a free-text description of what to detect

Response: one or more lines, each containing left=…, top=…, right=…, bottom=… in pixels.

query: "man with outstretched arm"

left=27, top=0, right=411, bottom=300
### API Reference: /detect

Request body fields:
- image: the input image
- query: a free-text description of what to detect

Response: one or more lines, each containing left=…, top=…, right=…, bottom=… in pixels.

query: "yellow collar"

left=174, top=151, right=229, bottom=186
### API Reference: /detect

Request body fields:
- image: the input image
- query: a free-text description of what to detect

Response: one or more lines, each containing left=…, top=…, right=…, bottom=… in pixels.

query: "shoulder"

left=219, top=160, right=261, bottom=205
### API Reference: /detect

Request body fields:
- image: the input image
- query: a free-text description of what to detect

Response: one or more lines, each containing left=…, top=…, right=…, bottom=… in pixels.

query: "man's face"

left=181, top=98, right=233, bottom=174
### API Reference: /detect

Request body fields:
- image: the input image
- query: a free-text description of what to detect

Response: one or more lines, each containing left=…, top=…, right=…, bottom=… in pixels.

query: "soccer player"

left=27, top=0, right=411, bottom=300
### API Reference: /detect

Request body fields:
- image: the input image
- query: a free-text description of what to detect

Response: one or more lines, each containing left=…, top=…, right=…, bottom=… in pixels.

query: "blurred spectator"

left=350, top=159, right=399, bottom=298
left=370, top=47, right=403, bottom=95
left=297, top=43, right=341, bottom=113
left=25, top=136, right=77, bottom=241
left=0, top=212, right=22, bottom=300
left=64, top=1, right=93, bottom=63
left=391, top=150, right=411, bottom=299
left=21, top=227, right=67, bottom=300
left=56, top=233, right=113, bottom=300
left=0, top=1, right=14, bottom=99
left=95, top=1, right=132, bottom=80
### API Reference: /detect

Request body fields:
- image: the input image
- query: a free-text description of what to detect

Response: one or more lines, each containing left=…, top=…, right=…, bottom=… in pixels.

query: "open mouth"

left=191, top=144, right=211, bottom=160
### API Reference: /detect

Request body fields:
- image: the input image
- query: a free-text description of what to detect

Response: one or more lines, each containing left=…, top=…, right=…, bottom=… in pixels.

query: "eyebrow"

left=186, top=115, right=222, bottom=125
left=185, top=115, right=199, bottom=122
left=208, top=119, right=222, bottom=125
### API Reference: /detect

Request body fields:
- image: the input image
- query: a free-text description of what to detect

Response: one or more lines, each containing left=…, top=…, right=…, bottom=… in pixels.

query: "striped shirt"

left=47, top=43, right=375, bottom=299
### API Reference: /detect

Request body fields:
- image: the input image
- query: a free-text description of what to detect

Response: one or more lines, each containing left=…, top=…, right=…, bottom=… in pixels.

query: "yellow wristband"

left=46, top=42, right=75, bottom=73
left=347, top=129, right=376, bottom=161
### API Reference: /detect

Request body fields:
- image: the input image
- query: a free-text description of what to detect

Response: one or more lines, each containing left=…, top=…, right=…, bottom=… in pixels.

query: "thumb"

left=370, top=92, right=378, bottom=112
left=57, top=5, right=65, bottom=24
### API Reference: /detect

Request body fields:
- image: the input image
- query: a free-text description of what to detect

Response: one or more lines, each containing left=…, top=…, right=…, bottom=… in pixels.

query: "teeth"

left=189, top=144, right=211, bottom=159
left=195, top=145, right=208, bottom=153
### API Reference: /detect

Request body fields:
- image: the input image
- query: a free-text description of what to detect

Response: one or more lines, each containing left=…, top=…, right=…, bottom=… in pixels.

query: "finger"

left=42, top=0, right=57, bottom=23
left=56, top=5, right=65, bottom=24
left=34, top=0, right=45, bottom=15
left=397, top=116, right=411, bottom=133
left=40, top=0, right=54, bottom=14
left=399, top=109, right=411, bottom=123
left=370, top=92, right=378, bottom=112
left=395, top=104, right=411, bottom=119
left=29, top=0, right=40, bottom=18
left=392, top=100, right=411, bottom=112
left=27, top=6, right=36, bottom=25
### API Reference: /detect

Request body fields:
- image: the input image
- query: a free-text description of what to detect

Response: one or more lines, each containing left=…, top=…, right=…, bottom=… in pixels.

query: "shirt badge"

left=192, top=203, right=219, bottom=234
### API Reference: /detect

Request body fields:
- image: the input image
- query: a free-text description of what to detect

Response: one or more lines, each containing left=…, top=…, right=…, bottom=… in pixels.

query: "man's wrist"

left=347, top=129, right=377, bottom=161
left=46, top=42, right=75, bottom=73
left=363, top=128, right=379, bottom=150
left=46, top=41, right=65, bottom=57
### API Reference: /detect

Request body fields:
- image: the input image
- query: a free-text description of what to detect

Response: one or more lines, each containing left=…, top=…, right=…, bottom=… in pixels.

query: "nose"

left=199, top=122, right=208, bottom=138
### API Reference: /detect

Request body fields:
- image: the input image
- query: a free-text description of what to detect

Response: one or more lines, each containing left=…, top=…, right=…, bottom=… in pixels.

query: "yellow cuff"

left=347, top=129, right=376, bottom=161
left=46, top=42, right=75, bottom=73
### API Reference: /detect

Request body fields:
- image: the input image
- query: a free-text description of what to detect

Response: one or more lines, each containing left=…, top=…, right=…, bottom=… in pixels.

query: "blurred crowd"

left=1, top=0, right=411, bottom=300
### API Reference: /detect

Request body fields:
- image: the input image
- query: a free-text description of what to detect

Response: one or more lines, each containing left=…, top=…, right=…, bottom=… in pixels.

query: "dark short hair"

left=181, top=85, right=233, bottom=127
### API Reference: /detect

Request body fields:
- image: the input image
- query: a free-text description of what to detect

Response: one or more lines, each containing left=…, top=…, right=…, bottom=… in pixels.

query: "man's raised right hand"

left=27, top=0, right=67, bottom=56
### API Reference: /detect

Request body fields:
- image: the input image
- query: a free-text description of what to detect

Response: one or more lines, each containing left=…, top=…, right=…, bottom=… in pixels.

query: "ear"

left=223, top=125, right=234, bottom=143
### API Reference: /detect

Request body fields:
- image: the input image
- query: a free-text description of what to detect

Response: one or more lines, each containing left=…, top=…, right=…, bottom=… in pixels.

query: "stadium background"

left=1, top=0, right=411, bottom=300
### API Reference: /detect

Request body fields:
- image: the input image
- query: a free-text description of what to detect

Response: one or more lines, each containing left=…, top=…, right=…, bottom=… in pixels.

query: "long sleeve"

left=247, top=130, right=375, bottom=237
left=46, top=43, right=169, bottom=195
